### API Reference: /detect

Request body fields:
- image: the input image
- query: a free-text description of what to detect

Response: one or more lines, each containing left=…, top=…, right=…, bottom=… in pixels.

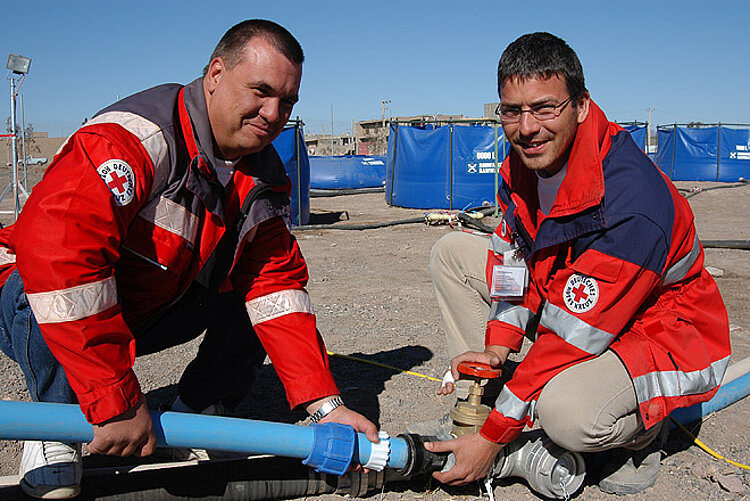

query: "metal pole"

left=388, top=123, right=398, bottom=205
left=381, top=101, right=386, bottom=156
left=20, top=93, right=27, bottom=188
left=330, top=104, right=334, bottom=155
left=448, top=124, right=453, bottom=210
left=716, top=123, right=722, bottom=182
left=498, top=131, right=506, bottom=217
left=9, top=77, right=19, bottom=220
left=494, top=124, right=499, bottom=216
left=294, top=119, right=302, bottom=225
left=669, top=124, right=677, bottom=180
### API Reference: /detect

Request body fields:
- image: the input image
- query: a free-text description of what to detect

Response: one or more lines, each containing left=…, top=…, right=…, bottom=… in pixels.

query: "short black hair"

left=203, top=19, right=304, bottom=75
left=498, top=32, right=586, bottom=100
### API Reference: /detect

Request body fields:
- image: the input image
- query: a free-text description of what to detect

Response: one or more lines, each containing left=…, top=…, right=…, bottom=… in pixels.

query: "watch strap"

left=309, top=396, right=344, bottom=423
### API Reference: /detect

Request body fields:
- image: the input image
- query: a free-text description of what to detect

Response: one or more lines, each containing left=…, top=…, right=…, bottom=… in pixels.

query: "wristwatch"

left=309, top=396, right=344, bottom=423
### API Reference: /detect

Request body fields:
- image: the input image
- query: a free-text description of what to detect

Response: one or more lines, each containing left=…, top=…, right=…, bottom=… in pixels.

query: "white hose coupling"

left=363, top=431, right=391, bottom=471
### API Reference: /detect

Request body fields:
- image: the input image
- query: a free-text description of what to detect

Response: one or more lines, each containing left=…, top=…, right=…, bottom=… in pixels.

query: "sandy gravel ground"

left=0, top=173, right=748, bottom=500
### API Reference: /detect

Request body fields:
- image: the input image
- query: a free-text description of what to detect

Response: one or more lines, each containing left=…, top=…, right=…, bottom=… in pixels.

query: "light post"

left=5, top=53, right=31, bottom=221
left=380, top=100, right=391, bottom=155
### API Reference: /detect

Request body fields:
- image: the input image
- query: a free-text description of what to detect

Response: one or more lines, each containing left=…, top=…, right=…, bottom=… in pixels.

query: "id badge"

left=490, top=248, right=528, bottom=301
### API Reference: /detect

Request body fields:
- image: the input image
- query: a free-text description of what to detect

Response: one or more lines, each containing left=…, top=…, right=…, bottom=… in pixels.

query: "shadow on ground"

left=145, top=345, right=435, bottom=428
left=308, top=210, right=350, bottom=225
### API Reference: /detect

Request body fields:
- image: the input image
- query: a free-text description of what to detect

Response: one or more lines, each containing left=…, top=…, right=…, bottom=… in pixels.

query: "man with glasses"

left=418, top=32, right=730, bottom=495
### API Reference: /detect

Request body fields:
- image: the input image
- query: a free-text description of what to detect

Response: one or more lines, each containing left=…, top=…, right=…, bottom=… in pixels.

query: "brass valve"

left=449, top=361, right=501, bottom=437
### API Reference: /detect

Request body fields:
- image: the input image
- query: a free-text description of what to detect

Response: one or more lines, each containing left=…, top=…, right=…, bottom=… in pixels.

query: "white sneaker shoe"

left=19, top=441, right=82, bottom=499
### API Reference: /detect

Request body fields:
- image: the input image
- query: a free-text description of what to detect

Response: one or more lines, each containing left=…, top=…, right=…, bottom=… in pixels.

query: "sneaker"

left=405, top=412, right=454, bottom=441
left=597, top=425, right=668, bottom=495
left=19, top=441, right=82, bottom=499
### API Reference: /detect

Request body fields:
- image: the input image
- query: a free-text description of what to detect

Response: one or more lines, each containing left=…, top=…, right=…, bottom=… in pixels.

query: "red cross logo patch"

left=97, top=160, right=135, bottom=206
left=563, top=273, right=599, bottom=313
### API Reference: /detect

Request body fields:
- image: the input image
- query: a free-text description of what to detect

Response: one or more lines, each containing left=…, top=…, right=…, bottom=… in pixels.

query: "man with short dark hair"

left=423, top=32, right=730, bottom=495
left=0, top=19, right=377, bottom=499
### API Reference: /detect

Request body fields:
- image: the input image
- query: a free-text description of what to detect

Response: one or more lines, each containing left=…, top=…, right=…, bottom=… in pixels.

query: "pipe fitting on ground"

left=491, top=429, right=586, bottom=499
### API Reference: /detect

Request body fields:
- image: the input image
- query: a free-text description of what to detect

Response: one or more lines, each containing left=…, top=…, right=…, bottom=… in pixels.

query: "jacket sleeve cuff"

left=479, top=409, right=525, bottom=444
left=77, top=370, right=143, bottom=424
left=485, top=320, right=524, bottom=352
left=284, top=369, right=340, bottom=410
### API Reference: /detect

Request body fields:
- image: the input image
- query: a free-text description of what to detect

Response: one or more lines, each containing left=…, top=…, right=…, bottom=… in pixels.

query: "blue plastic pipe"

left=0, top=401, right=409, bottom=475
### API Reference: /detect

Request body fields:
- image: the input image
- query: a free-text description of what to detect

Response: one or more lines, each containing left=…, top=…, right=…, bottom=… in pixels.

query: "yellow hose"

left=327, top=351, right=442, bottom=382
left=669, top=416, right=750, bottom=471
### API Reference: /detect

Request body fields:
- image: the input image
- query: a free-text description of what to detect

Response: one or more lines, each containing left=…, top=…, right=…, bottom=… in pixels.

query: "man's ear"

left=204, top=57, right=225, bottom=95
left=576, top=92, right=591, bottom=124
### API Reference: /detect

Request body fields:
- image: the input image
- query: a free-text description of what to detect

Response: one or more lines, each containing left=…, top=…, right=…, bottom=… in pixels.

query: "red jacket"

left=0, top=79, right=339, bottom=424
left=479, top=102, right=731, bottom=444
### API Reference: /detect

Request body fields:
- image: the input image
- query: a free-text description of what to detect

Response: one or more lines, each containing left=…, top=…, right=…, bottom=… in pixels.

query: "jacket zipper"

left=121, top=245, right=168, bottom=271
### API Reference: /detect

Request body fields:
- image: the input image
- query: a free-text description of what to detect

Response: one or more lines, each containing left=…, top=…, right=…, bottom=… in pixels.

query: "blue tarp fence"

left=309, top=155, right=386, bottom=190
left=272, top=123, right=310, bottom=225
left=622, top=124, right=647, bottom=152
left=386, top=123, right=510, bottom=209
left=656, top=124, right=750, bottom=182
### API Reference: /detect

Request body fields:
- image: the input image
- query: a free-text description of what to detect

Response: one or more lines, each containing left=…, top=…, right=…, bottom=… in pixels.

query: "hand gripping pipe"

left=0, top=401, right=408, bottom=476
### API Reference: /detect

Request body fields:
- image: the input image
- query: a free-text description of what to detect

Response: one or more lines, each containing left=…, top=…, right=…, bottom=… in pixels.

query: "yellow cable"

left=669, top=416, right=750, bottom=471
left=327, top=351, right=442, bottom=382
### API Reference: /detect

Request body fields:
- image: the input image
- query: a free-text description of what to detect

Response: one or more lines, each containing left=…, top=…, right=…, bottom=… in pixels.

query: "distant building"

left=355, top=114, right=472, bottom=156
left=305, top=114, right=475, bottom=157
left=484, top=102, right=500, bottom=120
left=305, top=133, right=356, bottom=156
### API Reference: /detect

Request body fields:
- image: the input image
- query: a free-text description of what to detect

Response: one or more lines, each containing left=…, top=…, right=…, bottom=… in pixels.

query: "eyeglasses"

left=495, top=97, right=572, bottom=124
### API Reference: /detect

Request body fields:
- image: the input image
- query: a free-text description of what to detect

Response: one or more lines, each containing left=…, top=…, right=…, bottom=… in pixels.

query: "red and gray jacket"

left=479, top=102, right=731, bottom=444
left=0, top=79, right=339, bottom=424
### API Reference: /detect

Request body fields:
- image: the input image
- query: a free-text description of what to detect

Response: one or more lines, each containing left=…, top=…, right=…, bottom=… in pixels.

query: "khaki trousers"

left=430, top=232, right=658, bottom=452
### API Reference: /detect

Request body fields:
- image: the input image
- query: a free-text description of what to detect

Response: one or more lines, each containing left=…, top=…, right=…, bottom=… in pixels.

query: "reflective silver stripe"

left=662, top=234, right=700, bottom=285
left=0, top=247, right=16, bottom=265
left=26, top=277, right=118, bottom=324
left=245, top=289, right=313, bottom=325
left=138, top=197, right=199, bottom=244
left=490, top=233, right=514, bottom=254
left=489, top=301, right=534, bottom=330
left=494, top=385, right=532, bottom=421
left=632, top=355, right=730, bottom=404
left=83, top=111, right=170, bottom=199
left=540, top=302, right=615, bottom=355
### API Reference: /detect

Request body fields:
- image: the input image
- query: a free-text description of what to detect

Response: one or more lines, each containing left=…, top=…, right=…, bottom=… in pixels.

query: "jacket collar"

left=179, top=79, right=226, bottom=217
left=182, top=78, right=227, bottom=175
left=502, top=101, right=614, bottom=219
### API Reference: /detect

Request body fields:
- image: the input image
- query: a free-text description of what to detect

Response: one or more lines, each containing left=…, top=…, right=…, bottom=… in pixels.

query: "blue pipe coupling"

left=303, top=422, right=356, bottom=475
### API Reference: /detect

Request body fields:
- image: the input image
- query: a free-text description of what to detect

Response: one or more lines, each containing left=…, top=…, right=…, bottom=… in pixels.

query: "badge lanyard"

left=490, top=245, right=528, bottom=301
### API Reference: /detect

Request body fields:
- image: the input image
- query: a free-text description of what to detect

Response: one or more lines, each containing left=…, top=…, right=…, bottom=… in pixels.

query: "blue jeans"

left=0, top=270, right=266, bottom=412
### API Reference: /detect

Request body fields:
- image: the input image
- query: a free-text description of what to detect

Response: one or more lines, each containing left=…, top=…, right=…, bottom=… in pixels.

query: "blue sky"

left=2, top=0, right=749, bottom=138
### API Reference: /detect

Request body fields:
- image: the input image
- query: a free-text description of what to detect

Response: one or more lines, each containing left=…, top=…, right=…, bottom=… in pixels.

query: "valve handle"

left=457, top=361, right=501, bottom=379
